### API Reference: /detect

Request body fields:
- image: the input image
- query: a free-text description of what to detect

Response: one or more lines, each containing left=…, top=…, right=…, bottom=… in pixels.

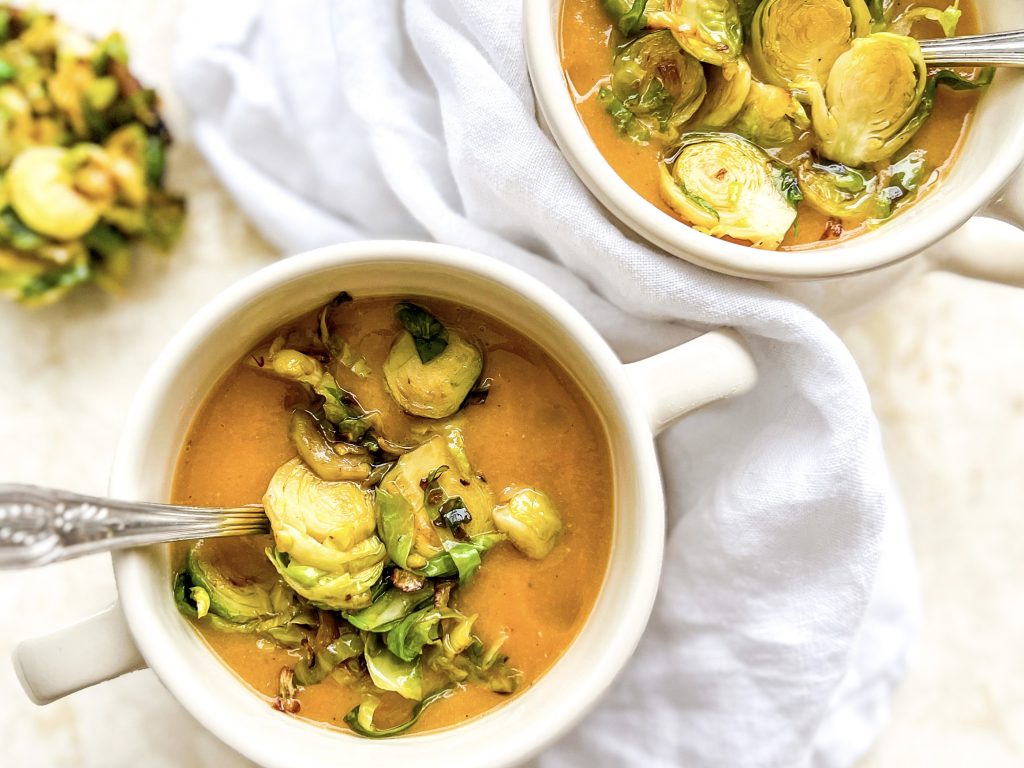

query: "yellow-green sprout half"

left=659, top=132, right=801, bottom=249
left=264, top=457, right=387, bottom=610
left=749, top=0, right=871, bottom=89
left=598, top=30, right=706, bottom=144
left=376, top=429, right=495, bottom=567
left=730, top=81, right=810, bottom=147
left=688, top=56, right=752, bottom=130
left=383, top=302, right=484, bottom=420
left=492, top=487, right=564, bottom=560
left=645, top=0, right=743, bottom=67
left=801, top=33, right=927, bottom=167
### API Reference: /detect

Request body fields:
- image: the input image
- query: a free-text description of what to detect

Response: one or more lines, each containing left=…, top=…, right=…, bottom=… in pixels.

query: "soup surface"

left=172, top=295, right=613, bottom=735
left=561, top=0, right=987, bottom=250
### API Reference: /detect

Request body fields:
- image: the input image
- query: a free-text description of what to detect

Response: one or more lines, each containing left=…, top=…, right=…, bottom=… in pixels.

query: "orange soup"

left=561, top=0, right=988, bottom=249
left=171, top=294, right=613, bottom=736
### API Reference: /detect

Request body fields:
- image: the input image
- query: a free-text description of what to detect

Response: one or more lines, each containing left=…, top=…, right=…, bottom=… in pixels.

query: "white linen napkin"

left=174, top=2, right=917, bottom=765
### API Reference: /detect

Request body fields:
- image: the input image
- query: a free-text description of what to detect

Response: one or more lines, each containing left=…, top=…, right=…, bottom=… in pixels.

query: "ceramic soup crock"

left=14, top=240, right=757, bottom=768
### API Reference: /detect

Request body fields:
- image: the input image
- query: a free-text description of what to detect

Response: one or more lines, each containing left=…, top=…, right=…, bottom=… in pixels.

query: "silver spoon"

left=0, top=484, right=269, bottom=569
left=920, top=30, right=1024, bottom=67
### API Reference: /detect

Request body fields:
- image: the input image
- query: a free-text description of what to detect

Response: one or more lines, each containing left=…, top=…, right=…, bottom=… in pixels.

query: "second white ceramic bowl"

left=524, top=0, right=1024, bottom=281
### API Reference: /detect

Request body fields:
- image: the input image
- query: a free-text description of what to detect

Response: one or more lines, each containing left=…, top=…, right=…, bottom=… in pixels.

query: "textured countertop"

left=0, top=2, right=1021, bottom=766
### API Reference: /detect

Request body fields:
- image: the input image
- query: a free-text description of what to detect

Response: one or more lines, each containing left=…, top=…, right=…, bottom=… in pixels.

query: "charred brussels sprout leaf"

left=602, top=0, right=650, bottom=35
left=394, top=302, right=448, bottom=363
left=750, top=0, right=871, bottom=88
left=600, top=31, right=706, bottom=144
left=659, top=132, right=799, bottom=249
left=289, top=410, right=371, bottom=482
left=646, top=0, right=743, bottom=67
left=492, top=487, right=564, bottom=560
left=344, top=687, right=454, bottom=738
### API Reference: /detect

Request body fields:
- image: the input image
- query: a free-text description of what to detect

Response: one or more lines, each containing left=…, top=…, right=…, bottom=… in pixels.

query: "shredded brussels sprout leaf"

left=344, top=687, right=454, bottom=738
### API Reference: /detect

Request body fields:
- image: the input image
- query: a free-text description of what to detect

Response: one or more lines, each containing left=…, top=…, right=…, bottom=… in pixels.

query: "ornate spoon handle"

left=920, top=30, right=1024, bottom=67
left=0, top=484, right=269, bottom=569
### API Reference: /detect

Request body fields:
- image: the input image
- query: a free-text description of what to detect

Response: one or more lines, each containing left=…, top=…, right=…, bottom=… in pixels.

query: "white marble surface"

left=0, top=2, right=1021, bottom=766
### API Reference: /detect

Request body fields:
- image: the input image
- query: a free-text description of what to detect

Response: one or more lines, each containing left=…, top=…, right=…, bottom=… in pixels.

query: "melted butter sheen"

left=560, top=0, right=984, bottom=249
left=171, top=296, right=614, bottom=734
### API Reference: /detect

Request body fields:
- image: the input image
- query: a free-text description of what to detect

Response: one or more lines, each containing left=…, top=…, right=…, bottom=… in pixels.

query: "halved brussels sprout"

left=289, top=410, right=371, bottom=482
left=492, top=487, right=564, bottom=560
left=174, top=540, right=311, bottom=634
left=383, top=330, right=482, bottom=419
left=795, top=157, right=886, bottom=220
left=730, top=81, right=810, bottom=147
left=598, top=31, right=706, bottom=144
left=646, top=0, right=743, bottom=67
left=6, top=146, right=101, bottom=240
left=659, top=132, right=800, bottom=249
left=263, top=457, right=387, bottom=609
left=688, top=56, right=752, bottom=130
left=377, top=432, right=495, bottom=562
left=749, top=0, right=871, bottom=88
left=801, top=33, right=926, bottom=167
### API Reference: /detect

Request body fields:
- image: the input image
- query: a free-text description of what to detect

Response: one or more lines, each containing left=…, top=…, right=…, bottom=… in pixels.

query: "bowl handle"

left=624, top=329, right=758, bottom=436
left=930, top=170, right=1024, bottom=288
left=13, top=602, right=146, bottom=705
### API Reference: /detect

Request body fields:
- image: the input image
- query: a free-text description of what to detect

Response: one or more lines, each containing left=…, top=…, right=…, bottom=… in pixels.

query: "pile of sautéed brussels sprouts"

left=174, top=294, right=595, bottom=738
left=0, top=5, right=184, bottom=305
left=589, top=0, right=991, bottom=249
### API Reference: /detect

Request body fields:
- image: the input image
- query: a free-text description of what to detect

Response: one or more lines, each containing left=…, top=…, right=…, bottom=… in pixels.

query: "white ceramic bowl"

left=524, top=0, right=1024, bottom=281
left=14, top=240, right=757, bottom=768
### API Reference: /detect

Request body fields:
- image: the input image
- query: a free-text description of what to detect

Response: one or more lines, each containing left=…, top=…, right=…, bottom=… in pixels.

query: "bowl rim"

left=107, top=239, right=666, bottom=768
left=523, top=0, right=1024, bottom=281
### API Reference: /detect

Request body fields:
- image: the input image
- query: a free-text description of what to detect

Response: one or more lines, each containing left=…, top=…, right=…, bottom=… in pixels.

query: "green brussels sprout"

left=173, top=540, right=312, bottom=634
left=289, top=410, right=371, bottom=482
left=492, top=487, right=564, bottom=560
left=383, top=330, right=482, bottom=419
left=6, top=146, right=101, bottom=240
left=646, top=0, right=743, bottom=67
left=598, top=31, right=706, bottom=144
left=800, top=33, right=926, bottom=167
left=346, top=586, right=435, bottom=633
left=795, top=157, right=886, bottom=220
left=262, top=457, right=387, bottom=609
left=377, top=432, right=495, bottom=566
left=749, top=0, right=871, bottom=89
left=659, top=132, right=801, bottom=249
left=688, top=56, right=752, bottom=130
left=730, top=81, right=810, bottom=147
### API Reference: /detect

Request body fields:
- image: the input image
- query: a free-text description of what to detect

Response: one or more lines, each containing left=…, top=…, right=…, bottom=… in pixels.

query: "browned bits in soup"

left=171, top=295, right=613, bottom=736
left=561, top=0, right=987, bottom=251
